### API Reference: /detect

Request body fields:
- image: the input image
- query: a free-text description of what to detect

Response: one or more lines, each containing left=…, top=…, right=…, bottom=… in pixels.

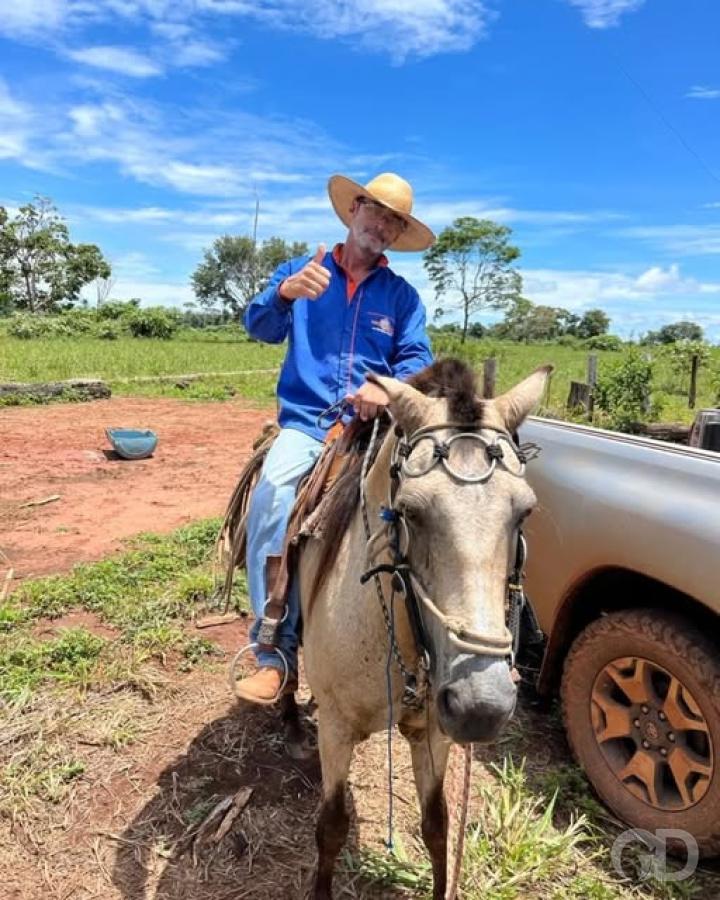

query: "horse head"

left=368, top=361, right=551, bottom=744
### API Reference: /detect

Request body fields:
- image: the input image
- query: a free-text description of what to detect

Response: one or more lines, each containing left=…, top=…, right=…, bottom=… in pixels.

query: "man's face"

left=348, top=197, right=407, bottom=255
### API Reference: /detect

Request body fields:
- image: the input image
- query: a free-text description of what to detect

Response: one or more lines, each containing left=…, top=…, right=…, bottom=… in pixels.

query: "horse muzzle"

left=435, top=656, right=517, bottom=744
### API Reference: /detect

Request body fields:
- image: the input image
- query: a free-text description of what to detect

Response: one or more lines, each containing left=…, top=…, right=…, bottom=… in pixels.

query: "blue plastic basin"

left=106, top=428, right=158, bottom=460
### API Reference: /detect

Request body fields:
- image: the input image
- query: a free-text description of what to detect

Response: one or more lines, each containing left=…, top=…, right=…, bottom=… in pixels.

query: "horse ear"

left=492, top=365, right=553, bottom=433
left=366, top=373, right=433, bottom=432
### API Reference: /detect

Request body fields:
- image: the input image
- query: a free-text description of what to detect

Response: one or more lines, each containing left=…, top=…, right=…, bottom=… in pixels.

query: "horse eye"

left=398, top=503, right=420, bottom=522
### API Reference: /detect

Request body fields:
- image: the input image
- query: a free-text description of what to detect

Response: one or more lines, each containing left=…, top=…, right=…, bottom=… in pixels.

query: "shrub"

left=7, top=315, right=45, bottom=339
left=711, top=368, right=720, bottom=407
left=555, top=334, right=581, bottom=348
left=127, top=307, right=180, bottom=339
left=7, top=311, right=96, bottom=339
left=595, top=350, right=656, bottom=432
left=97, top=322, right=120, bottom=340
left=56, top=309, right=95, bottom=335
left=658, top=340, right=710, bottom=394
left=584, top=334, right=623, bottom=351
left=97, top=299, right=140, bottom=320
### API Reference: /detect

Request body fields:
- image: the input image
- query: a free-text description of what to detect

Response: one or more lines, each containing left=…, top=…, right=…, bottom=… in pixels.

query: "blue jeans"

left=246, top=427, right=324, bottom=673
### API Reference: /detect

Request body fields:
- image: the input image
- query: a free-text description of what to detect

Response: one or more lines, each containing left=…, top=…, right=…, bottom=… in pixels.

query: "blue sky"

left=2, top=0, right=720, bottom=339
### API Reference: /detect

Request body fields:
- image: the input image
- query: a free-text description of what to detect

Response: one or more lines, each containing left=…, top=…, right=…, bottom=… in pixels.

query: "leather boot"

left=233, top=666, right=298, bottom=705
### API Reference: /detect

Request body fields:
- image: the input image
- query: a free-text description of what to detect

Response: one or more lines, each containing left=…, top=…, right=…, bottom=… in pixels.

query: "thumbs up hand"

left=278, top=244, right=331, bottom=301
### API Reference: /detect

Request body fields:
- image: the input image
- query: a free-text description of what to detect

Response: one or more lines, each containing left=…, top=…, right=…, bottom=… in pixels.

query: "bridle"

left=359, top=415, right=539, bottom=709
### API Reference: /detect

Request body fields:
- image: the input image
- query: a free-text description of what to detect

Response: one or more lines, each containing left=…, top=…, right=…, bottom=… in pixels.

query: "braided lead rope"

left=446, top=743, right=473, bottom=900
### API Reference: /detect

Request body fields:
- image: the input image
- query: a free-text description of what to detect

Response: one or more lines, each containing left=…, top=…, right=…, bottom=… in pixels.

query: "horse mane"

left=407, top=357, right=483, bottom=424
left=308, top=358, right=483, bottom=600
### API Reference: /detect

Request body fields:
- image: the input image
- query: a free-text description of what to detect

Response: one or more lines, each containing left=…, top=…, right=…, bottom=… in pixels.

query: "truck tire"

left=561, top=608, right=720, bottom=857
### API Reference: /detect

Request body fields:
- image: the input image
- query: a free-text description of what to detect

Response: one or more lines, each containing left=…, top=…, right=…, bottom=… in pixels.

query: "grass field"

left=1, top=330, right=718, bottom=423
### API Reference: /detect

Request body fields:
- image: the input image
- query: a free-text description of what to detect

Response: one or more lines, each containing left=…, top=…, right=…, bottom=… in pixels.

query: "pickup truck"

left=520, top=416, right=720, bottom=857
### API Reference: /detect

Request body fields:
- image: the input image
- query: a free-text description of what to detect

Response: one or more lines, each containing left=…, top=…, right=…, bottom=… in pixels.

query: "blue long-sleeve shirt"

left=244, top=247, right=433, bottom=440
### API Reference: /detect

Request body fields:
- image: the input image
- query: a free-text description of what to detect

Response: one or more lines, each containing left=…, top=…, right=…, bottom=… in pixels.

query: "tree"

left=525, top=305, right=567, bottom=342
left=496, top=297, right=580, bottom=342
left=643, top=320, right=704, bottom=344
left=556, top=309, right=580, bottom=336
left=497, top=296, right=533, bottom=341
left=0, top=197, right=111, bottom=313
left=94, top=273, right=115, bottom=307
left=467, top=321, right=486, bottom=339
left=192, top=235, right=309, bottom=317
left=0, top=208, right=12, bottom=315
left=423, top=217, right=522, bottom=342
left=64, top=244, right=112, bottom=307
left=576, top=308, right=610, bottom=339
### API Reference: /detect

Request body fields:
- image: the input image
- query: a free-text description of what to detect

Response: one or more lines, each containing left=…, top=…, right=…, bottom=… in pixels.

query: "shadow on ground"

left=112, top=697, right=411, bottom=900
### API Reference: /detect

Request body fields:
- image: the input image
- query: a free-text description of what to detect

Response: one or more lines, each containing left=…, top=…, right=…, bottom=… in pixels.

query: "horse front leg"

left=404, top=723, right=451, bottom=900
left=313, top=710, right=354, bottom=900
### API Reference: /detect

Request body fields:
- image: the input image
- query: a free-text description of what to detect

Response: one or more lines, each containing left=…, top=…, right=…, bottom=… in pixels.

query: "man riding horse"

left=235, top=172, right=436, bottom=705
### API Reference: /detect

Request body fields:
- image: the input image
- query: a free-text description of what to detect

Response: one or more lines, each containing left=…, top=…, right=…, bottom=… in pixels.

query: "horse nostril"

left=438, top=685, right=461, bottom=720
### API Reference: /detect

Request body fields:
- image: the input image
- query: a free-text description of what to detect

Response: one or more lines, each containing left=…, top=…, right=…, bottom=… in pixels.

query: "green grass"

left=111, top=370, right=279, bottom=404
left=345, top=755, right=704, bottom=900
left=0, top=628, right=107, bottom=698
left=2, top=331, right=718, bottom=422
left=431, top=336, right=720, bottom=425
left=0, top=518, right=248, bottom=702
left=0, top=333, right=284, bottom=382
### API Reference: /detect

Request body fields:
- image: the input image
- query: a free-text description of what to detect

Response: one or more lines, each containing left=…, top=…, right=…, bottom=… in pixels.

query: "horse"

left=294, top=358, right=551, bottom=899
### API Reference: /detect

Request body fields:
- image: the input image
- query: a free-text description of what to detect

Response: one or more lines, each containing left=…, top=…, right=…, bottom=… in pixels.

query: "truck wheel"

left=561, top=609, right=720, bottom=857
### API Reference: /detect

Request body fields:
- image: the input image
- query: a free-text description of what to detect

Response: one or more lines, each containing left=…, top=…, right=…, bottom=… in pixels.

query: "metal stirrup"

left=229, top=643, right=290, bottom=701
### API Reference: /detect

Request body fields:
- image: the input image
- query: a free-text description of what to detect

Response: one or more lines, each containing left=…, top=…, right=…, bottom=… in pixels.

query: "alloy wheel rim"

left=591, top=656, right=713, bottom=811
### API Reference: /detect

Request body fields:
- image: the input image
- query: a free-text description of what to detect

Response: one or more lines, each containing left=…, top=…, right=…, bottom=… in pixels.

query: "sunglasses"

left=355, top=196, right=408, bottom=232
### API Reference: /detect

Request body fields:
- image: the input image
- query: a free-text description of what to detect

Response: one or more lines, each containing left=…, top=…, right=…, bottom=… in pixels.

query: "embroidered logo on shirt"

left=370, top=315, right=395, bottom=337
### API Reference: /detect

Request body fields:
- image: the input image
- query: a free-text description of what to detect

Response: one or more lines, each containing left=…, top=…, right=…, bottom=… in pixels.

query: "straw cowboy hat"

left=328, top=172, right=435, bottom=252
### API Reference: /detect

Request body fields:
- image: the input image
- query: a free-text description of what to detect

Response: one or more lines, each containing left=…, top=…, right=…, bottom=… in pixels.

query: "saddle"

left=214, top=419, right=363, bottom=621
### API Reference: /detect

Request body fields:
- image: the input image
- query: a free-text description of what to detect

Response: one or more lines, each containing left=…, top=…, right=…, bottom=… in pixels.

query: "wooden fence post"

left=567, top=381, right=591, bottom=411
left=543, top=370, right=554, bottom=409
left=587, top=354, right=598, bottom=421
left=689, top=354, right=699, bottom=410
left=482, top=358, right=497, bottom=399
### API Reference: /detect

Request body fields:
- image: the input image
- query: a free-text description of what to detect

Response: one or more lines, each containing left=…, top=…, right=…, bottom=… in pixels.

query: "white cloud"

left=171, top=39, right=227, bottom=67
left=0, top=0, right=67, bottom=39
left=523, top=268, right=643, bottom=307
left=565, top=0, right=646, bottom=29
left=103, top=278, right=196, bottom=307
left=243, top=0, right=493, bottom=61
left=66, top=46, right=163, bottom=77
left=381, top=197, right=623, bottom=233
left=619, top=224, right=720, bottom=256
left=111, top=251, right=162, bottom=279
left=0, top=79, right=55, bottom=169
left=686, top=85, right=720, bottom=100
left=1, top=0, right=493, bottom=63
left=53, top=93, right=344, bottom=197
left=633, top=263, right=720, bottom=294
left=522, top=264, right=720, bottom=309
left=0, top=79, right=32, bottom=160
left=635, top=263, right=684, bottom=292
left=391, top=259, right=720, bottom=338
